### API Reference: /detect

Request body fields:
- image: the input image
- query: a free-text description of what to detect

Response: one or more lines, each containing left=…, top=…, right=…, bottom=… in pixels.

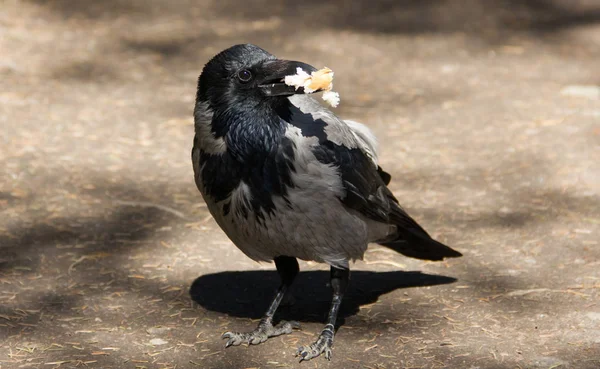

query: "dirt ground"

left=1, top=0, right=600, bottom=368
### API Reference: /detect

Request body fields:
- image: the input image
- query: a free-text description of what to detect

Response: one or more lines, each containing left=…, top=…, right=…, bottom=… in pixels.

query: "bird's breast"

left=193, top=137, right=296, bottom=221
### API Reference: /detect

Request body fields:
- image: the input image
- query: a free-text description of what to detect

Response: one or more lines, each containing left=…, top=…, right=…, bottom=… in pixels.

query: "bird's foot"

left=222, top=319, right=300, bottom=347
left=296, top=325, right=334, bottom=362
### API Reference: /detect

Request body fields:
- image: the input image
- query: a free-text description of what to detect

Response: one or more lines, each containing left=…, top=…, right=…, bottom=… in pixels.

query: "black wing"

left=314, top=141, right=461, bottom=260
left=280, top=96, right=428, bottom=231
left=280, top=96, right=461, bottom=260
left=311, top=140, right=429, bottom=231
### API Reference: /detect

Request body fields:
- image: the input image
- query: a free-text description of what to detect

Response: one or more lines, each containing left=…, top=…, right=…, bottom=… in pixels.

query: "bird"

left=191, top=44, right=462, bottom=362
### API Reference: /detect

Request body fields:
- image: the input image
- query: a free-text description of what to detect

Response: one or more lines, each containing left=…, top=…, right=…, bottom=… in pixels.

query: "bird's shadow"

left=190, top=270, right=456, bottom=323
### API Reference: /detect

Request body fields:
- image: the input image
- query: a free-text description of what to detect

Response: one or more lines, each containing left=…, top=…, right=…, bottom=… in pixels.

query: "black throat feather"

left=198, top=101, right=296, bottom=220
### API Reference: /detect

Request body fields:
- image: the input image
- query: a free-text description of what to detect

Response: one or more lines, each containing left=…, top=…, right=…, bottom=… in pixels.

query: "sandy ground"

left=1, top=0, right=600, bottom=368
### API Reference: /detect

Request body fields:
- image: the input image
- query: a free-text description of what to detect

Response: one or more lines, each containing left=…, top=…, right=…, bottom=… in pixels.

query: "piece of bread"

left=284, top=67, right=340, bottom=107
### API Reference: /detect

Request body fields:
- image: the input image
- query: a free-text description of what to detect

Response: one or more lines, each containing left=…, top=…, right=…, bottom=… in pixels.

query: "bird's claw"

left=222, top=320, right=300, bottom=348
left=222, top=331, right=245, bottom=347
left=295, top=331, right=333, bottom=362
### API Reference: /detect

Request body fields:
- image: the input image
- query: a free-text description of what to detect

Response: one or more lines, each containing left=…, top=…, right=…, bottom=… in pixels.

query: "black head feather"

left=197, top=44, right=276, bottom=111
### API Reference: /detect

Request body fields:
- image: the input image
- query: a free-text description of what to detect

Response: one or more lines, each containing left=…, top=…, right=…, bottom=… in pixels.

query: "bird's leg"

left=222, top=256, right=300, bottom=347
left=296, top=265, right=350, bottom=361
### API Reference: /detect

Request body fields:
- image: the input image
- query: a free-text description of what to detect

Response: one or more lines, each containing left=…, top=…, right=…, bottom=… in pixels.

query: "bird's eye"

left=237, top=69, right=253, bottom=83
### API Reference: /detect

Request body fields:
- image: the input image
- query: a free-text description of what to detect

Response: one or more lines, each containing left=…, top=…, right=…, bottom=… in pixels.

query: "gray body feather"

left=193, top=95, right=395, bottom=268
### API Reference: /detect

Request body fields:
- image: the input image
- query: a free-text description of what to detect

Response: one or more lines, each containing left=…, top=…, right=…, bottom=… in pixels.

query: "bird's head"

left=197, top=44, right=317, bottom=113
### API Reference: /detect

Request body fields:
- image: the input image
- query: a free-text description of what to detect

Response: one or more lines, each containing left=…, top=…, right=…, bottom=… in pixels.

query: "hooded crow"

left=192, top=44, right=462, bottom=362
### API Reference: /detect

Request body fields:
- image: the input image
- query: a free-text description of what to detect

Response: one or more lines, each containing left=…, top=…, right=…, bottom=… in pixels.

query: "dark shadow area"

left=27, top=0, right=144, bottom=19
left=506, top=0, right=600, bottom=32
left=118, top=32, right=228, bottom=65
left=431, top=188, right=600, bottom=231
left=211, top=0, right=600, bottom=37
left=0, top=206, right=174, bottom=273
left=29, top=0, right=600, bottom=45
left=49, top=59, right=121, bottom=82
left=122, top=35, right=202, bottom=58
left=0, top=201, right=182, bottom=336
left=110, top=0, right=600, bottom=64
left=382, top=151, right=600, bottom=232
left=190, top=270, right=456, bottom=322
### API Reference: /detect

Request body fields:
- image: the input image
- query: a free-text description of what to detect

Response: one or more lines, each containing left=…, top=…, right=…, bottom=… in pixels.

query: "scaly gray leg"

left=296, top=265, right=350, bottom=361
left=222, top=256, right=300, bottom=347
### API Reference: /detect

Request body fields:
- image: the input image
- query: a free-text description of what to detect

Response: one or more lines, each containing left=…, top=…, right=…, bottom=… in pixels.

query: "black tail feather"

left=379, top=233, right=462, bottom=261
left=378, top=200, right=462, bottom=261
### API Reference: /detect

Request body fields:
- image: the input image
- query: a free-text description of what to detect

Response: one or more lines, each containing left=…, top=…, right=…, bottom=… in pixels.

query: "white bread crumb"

left=284, top=67, right=341, bottom=107
left=284, top=68, right=311, bottom=91
left=322, top=91, right=340, bottom=108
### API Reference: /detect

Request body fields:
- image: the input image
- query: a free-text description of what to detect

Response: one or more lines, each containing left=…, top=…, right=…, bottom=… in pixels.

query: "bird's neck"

left=212, top=105, right=285, bottom=163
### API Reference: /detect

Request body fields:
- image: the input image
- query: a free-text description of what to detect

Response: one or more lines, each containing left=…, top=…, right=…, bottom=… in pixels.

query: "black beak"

left=258, top=59, right=318, bottom=97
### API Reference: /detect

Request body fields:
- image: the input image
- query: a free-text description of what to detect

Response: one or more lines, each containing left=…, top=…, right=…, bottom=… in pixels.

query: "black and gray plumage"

left=192, top=44, right=462, bottom=362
